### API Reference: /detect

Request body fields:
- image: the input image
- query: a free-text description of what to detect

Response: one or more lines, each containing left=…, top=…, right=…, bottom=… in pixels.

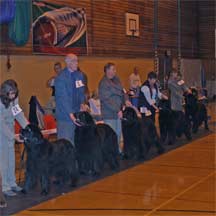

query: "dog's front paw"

left=41, top=190, right=48, bottom=196
left=21, top=189, right=27, bottom=194
left=53, top=179, right=61, bottom=185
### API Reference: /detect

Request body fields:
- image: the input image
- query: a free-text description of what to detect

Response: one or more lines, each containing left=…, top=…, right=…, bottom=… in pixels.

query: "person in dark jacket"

left=47, top=62, right=62, bottom=97
left=45, top=62, right=62, bottom=116
left=138, top=71, right=168, bottom=123
left=55, top=53, right=86, bottom=145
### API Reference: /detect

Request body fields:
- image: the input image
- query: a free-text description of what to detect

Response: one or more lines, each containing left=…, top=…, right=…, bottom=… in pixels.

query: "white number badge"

left=11, top=104, right=22, bottom=116
left=75, top=80, right=84, bottom=88
left=177, top=80, right=185, bottom=86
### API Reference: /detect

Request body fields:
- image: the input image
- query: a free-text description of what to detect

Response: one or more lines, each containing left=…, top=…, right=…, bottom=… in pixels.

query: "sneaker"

left=0, top=199, right=7, bottom=208
left=0, top=197, right=7, bottom=208
left=157, top=148, right=165, bottom=154
left=3, top=190, right=17, bottom=197
left=119, top=152, right=126, bottom=160
left=11, top=185, right=22, bottom=192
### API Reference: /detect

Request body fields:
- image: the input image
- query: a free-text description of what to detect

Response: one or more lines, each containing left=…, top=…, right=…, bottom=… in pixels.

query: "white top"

left=141, top=86, right=162, bottom=105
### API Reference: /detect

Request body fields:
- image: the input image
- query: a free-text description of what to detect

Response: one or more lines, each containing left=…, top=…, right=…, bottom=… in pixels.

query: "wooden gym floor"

left=1, top=103, right=216, bottom=216
left=16, top=133, right=215, bottom=216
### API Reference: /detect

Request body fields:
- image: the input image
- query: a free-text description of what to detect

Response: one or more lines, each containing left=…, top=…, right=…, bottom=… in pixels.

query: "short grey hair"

left=65, top=53, right=78, bottom=64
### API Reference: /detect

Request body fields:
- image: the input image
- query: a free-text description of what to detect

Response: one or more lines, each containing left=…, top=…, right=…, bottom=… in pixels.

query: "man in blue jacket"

left=55, top=53, right=86, bottom=145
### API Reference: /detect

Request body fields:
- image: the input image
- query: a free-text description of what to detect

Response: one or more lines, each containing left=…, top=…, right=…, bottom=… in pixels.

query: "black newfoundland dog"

left=122, top=107, right=146, bottom=159
left=184, top=88, right=209, bottom=133
left=74, top=111, right=119, bottom=176
left=159, top=99, right=192, bottom=145
left=122, top=107, right=164, bottom=158
left=20, top=124, right=79, bottom=195
left=158, top=99, right=176, bottom=145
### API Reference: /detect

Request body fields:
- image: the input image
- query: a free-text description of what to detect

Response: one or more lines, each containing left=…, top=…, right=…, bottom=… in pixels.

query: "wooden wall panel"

left=181, top=1, right=199, bottom=58
left=90, top=0, right=154, bottom=57
left=0, top=0, right=214, bottom=58
left=198, top=0, right=215, bottom=59
left=158, top=0, right=178, bottom=56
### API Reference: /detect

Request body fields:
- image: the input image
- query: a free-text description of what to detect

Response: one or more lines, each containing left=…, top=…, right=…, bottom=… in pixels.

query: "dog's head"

left=185, top=88, right=198, bottom=107
left=122, top=107, right=138, bottom=123
left=20, top=124, right=44, bottom=147
left=74, top=111, right=95, bottom=127
left=191, top=88, right=198, bottom=98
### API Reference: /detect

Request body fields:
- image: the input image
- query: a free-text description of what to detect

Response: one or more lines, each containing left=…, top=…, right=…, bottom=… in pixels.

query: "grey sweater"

left=99, top=75, right=125, bottom=119
left=168, top=79, right=188, bottom=111
left=0, top=98, right=28, bottom=140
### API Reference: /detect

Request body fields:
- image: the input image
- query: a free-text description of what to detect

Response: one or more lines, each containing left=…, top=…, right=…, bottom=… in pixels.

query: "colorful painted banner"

left=32, top=0, right=87, bottom=55
left=8, top=0, right=31, bottom=46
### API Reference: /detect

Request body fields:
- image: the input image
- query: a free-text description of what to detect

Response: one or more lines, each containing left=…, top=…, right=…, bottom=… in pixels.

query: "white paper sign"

left=140, top=107, right=148, bottom=114
left=75, top=80, right=84, bottom=88
left=11, top=104, right=22, bottom=116
left=177, top=80, right=185, bottom=86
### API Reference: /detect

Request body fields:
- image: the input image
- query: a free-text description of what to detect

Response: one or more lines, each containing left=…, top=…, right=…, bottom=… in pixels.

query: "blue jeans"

left=103, top=119, right=122, bottom=153
left=57, top=121, right=75, bottom=146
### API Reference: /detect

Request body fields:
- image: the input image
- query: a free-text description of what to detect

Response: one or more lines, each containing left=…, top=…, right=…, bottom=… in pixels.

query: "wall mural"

left=32, top=0, right=88, bottom=55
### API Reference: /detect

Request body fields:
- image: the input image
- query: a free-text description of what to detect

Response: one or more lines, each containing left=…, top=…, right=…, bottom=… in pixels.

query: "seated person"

left=128, top=67, right=141, bottom=108
left=128, top=87, right=140, bottom=108
left=88, top=90, right=102, bottom=121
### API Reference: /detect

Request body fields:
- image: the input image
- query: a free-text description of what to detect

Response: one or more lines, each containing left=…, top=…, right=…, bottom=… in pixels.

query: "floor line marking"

left=145, top=171, right=216, bottom=216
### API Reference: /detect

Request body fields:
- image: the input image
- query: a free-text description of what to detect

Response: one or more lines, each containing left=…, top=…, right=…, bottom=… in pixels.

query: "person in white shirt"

left=129, top=67, right=141, bottom=89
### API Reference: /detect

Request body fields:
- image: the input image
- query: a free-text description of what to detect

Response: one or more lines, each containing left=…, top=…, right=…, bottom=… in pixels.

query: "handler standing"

left=168, top=69, right=190, bottom=112
left=0, top=80, right=28, bottom=196
left=98, top=62, right=131, bottom=154
left=55, top=53, right=86, bottom=145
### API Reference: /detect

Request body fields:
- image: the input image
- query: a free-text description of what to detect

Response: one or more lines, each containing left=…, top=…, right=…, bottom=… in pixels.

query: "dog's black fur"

left=158, top=99, right=192, bottom=145
left=141, top=112, right=165, bottom=154
left=122, top=107, right=164, bottom=158
left=122, top=107, right=146, bottom=159
left=74, top=112, right=119, bottom=176
left=159, top=99, right=177, bottom=145
left=184, top=88, right=209, bottom=133
left=20, top=124, right=78, bottom=195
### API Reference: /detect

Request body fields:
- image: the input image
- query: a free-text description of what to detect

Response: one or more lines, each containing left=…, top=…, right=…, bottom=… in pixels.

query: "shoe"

left=11, top=185, right=22, bottom=192
left=3, top=190, right=17, bottom=197
left=119, top=152, right=126, bottom=160
left=157, top=148, right=165, bottom=154
left=0, top=200, right=7, bottom=208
